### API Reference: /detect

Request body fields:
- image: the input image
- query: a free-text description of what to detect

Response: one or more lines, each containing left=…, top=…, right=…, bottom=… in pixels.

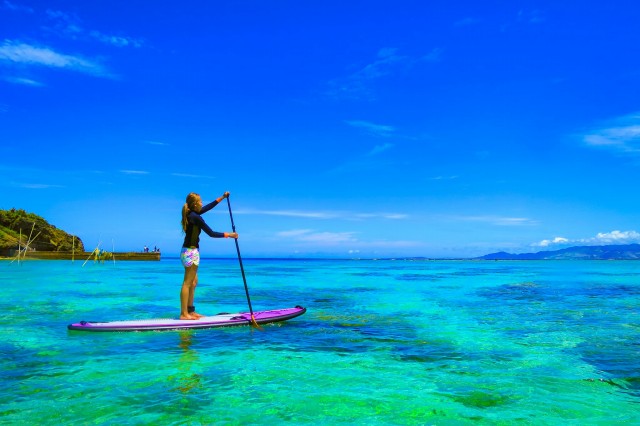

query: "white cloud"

left=0, top=40, right=110, bottom=77
left=12, top=182, right=64, bottom=189
left=89, top=31, right=143, bottom=48
left=354, top=213, right=408, bottom=220
left=120, top=170, right=149, bottom=175
left=327, top=48, right=411, bottom=100
left=3, top=0, right=33, bottom=13
left=297, top=232, right=356, bottom=244
left=536, top=237, right=569, bottom=247
left=383, top=214, right=408, bottom=219
left=352, top=48, right=406, bottom=81
left=328, top=46, right=442, bottom=101
left=3, top=76, right=43, bottom=86
left=45, top=8, right=142, bottom=48
left=583, top=113, right=640, bottom=154
left=534, top=230, right=640, bottom=247
left=586, top=230, right=640, bottom=244
left=276, top=229, right=421, bottom=250
left=368, top=143, right=394, bottom=156
left=495, top=217, right=535, bottom=226
left=518, top=9, right=545, bottom=24
left=277, top=229, right=315, bottom=238
left=276, top=229, right=357, bottom=244
left=422, top=47, right=444, bottom=62
left=170, top=172, right=215, bottom=179
left=430, top=175, right=459, bottom=180
left=345, top=120, right=395, bottom=137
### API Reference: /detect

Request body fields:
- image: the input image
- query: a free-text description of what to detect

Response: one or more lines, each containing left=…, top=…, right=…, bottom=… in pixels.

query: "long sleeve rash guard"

left=182, top=200, right=225, bottom=248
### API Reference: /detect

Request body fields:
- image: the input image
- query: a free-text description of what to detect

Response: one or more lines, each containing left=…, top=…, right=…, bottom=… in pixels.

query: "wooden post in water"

left=17, top=228, right=22, bottom=265
left=24, top=223, right=35, bottom=261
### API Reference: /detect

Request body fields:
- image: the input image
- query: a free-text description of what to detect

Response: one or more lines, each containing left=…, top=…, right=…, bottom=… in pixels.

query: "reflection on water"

left=171, top=331, right=202, bottom=394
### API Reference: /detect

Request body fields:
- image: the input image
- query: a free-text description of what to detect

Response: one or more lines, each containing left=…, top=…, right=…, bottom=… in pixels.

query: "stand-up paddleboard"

left=68, top=306, right=306, bottom=332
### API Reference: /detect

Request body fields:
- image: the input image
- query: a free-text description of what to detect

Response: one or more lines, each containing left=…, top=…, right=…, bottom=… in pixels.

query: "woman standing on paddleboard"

left=180, top=192, right=238, bottom=320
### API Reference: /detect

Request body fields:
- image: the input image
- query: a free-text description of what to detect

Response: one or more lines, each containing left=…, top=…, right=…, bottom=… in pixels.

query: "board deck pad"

left=68, top=306, right=306, bottom=332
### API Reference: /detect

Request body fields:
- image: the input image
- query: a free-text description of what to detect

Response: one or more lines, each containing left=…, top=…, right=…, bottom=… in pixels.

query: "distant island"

left=0, top=208, right=158, bottom=261
left=478, top=244, right=640, bottom=260
left=0, top=208, right=83, bottom=256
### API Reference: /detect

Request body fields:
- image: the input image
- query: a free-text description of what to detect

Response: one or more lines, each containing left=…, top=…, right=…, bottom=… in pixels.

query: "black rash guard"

left=182, top=200, right=225, bottom=248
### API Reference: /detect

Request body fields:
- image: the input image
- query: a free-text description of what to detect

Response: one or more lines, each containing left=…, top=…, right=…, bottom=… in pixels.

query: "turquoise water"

left=1, top=258, right=638, bottom=425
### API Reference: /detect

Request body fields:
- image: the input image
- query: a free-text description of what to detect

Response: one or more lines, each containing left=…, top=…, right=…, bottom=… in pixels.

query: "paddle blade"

left=250, top=315, right=264, bottom=331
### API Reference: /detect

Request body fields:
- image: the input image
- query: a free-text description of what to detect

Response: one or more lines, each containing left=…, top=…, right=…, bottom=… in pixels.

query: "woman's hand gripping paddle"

left=226, top=195, right=263, bottom=330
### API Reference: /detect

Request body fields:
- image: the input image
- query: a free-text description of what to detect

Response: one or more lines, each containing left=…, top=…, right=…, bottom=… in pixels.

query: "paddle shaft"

left=226, top=196, right=256, bottom=317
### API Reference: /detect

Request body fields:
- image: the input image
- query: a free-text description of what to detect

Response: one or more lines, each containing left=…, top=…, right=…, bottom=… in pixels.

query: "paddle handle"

left=226, top=196, right=256, bottom=317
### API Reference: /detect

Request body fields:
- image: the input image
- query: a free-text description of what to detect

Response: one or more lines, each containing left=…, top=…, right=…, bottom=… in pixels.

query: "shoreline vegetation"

left=1, top=208, right=84, bottom=257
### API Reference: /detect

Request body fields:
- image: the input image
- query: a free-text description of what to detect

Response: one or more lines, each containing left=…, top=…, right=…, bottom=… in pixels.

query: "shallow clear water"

left=1, top=258, right=638, bottom=424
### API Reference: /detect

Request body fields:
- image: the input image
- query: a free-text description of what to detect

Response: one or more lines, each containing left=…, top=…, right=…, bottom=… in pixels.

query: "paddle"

left=226, top=195, right=263, bottom=330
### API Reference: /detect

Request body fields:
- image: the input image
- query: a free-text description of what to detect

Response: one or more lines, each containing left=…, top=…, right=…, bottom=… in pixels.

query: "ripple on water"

left=573, top=339, right=640, bottom=397
left=395, top=273, right=448, bottom=282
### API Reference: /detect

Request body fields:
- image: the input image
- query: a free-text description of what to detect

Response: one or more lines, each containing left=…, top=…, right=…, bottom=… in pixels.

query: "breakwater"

left=4, top=250, right=160, bottom=261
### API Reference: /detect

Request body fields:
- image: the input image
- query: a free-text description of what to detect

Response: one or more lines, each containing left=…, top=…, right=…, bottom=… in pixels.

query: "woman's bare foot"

left=192, top=312, right=204, bottom=319
left=179, top=314, right=198, bottom=320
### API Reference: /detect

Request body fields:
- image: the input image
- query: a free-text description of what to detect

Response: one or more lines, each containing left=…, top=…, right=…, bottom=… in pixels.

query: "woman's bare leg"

left=188, top=275, right=204, bottom=318
left=180, top=265, right=198, bottom=320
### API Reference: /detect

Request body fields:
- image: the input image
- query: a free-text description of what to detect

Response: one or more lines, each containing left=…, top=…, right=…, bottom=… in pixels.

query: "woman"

left=180, top=191, right=238, bottom=320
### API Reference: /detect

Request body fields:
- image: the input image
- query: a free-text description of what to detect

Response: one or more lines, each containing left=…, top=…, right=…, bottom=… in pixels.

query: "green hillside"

left=0, top=208, right=84, bottom=254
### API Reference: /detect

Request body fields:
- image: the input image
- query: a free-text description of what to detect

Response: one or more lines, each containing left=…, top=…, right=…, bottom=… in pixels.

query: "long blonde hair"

left=181, top=192, right=201, bottom=232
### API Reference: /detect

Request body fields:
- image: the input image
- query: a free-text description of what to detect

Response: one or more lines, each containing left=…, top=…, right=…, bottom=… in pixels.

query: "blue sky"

left=2, top=1, right=640, bottom=258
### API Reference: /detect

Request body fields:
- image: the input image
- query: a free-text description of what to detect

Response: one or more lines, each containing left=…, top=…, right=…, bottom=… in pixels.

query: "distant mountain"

left=478, top=244, right=640, bottom=260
